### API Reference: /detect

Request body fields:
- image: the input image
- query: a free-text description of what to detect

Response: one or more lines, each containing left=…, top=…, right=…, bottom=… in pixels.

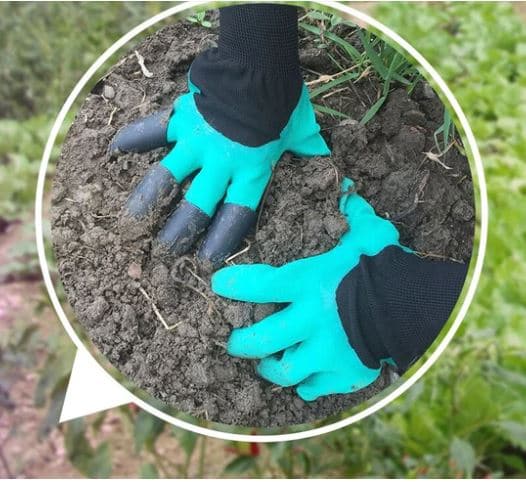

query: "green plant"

left=186, top=11, right=213, bottom=28
left=434, top=109, right=455, bottom=153
left=299, top=14, right=422, bottom=123
left=357, top=30, right=421, bottom=124
left=0, top=2, right=166, bottom=119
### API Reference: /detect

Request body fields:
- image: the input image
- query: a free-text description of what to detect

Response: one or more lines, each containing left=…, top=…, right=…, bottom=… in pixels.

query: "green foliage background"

left=1, top=1, right=525, bottom=478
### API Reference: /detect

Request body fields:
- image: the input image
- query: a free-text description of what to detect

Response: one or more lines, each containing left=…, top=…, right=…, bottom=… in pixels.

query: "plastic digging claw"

left=112, top=80, right=329, bottom=267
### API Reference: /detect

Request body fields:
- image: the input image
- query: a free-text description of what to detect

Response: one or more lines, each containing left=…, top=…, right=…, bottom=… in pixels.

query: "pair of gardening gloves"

left=111, top=74, right=404, bottom=403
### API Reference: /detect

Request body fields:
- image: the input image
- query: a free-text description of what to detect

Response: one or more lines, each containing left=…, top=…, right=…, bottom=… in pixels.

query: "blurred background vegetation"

left=0, top=1, right=525, bottom=478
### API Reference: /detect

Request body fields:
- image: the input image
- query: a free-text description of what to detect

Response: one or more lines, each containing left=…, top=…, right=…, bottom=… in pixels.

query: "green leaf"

left=34, top=346, right=74, bottom=407
left=223, top=455, right=257, bottom=475
left=89, top=442, right=112, bottom=478
left=134, top=411, right=165, bottom=453
left=140, top=463, right=160, bottom=478
left=64, top=419, right=112, bottom=477
left=450, top=438, right=476, bottom=477
left=299, top=22, right=362, bottom=63
left=496, top=454, right=526, bottom=473
left=313, top=104, right=350, bottom=119
left=360, top=95, right=387, bottom=125
left=38, top=382, right=67, bottom=438
left=495, top=421, right=526, bottom=451
left=172, top=427, right=198, bottom=458
left=309, top=71, right=359, bottom=100
left=358, top=30, right=388, bottom=79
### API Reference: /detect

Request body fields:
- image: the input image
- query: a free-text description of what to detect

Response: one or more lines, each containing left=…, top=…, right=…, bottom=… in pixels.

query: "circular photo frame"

left=36, top=0, right=487, bottom=442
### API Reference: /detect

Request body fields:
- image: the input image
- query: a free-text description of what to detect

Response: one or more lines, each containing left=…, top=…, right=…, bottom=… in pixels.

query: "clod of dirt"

left=51, top=21, right=474, bottom=427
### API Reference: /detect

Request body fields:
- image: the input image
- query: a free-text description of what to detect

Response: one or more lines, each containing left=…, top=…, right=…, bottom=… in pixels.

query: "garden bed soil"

left=51, top=20, right=474, bottom=427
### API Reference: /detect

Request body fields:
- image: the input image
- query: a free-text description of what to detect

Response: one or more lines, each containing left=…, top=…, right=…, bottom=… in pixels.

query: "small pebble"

left=127, top=261, right=142, bottom=279
left=422, top=83, right=437, bottom=99
left=103, top=84, right=115, bottom=99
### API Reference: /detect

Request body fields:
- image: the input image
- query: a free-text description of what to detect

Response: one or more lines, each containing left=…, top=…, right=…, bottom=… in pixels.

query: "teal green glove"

left=211, top=178, right=401, bottom=401
left=115, top=77, right=329, bottom=267
left=162, top=79, right=329, bottom=215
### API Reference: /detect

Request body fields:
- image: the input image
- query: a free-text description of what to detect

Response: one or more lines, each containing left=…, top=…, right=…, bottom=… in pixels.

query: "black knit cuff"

left=336, top=246, right=468, bottom=372
left=218, top=4, right=300, bottom=76
left=189, top=4, right=302, bottom=147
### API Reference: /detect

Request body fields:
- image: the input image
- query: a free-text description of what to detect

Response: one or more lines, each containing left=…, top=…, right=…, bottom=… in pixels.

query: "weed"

left=186, top=11, right=213, bottom=29
left=300, top=15, right=422, bottom=123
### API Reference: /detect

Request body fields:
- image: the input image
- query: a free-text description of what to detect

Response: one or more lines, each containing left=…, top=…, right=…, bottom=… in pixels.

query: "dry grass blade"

left=306, top=65, right=357, bottom=87
left=424, top=150, right=453, bottom=170
left=138, top=286, right=179, bottom=330
left=134, top=50, right=153, bottom=78
left=225, top=241, right=251, bottom=264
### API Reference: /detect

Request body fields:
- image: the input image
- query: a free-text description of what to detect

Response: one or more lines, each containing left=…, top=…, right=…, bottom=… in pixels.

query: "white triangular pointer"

left=60, top=349, right=133, bottom=422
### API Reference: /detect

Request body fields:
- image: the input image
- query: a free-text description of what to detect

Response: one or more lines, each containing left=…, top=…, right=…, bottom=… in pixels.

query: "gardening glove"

left=110, top=4, right=330, bottom=268
left=212, top=177, right=468, bottom=401
left=211, top=178, right=402, bottom=401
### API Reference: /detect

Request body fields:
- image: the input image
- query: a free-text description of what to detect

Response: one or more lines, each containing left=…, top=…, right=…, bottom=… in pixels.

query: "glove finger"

left=197, top=170, right=271, bottom=269
left=296, top=372, right=349, bottom=401
left=257, top=342, right=317, bottom=387
left=227, top=305, right=311, bottom=359
left=109, top=109, right=171, bottom=155
left=339, top=177, right=400, bottom=249
left=184, top=166, right=231, bottom=217
left=160, top=141, right=199, bottom=184
left=124, top=162, right=176, bottom=218
left=156, top=199, right=211, bottom=255
left=297, top=365, right=379, bottom=402
left=338, top=177, right=375, bottom=222
left=211, top=264, right=297, bottom=303
left=224, top=167, right=272, bottom=211
left=197, top=203, right=256, bottom=271
left=156, top=168, right=230, bottom=255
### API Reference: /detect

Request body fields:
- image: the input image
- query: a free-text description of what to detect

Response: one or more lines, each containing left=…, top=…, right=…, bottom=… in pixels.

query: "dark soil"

left=51, top=20, right=474, bottom=427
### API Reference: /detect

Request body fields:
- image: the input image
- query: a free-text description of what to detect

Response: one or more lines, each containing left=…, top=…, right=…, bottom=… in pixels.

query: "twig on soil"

left=185, top=266, right=208, bottom=289
left=107, top=106, right=117, bottom=126
left=457, top=174, right=467, bottom=185
left=134, top=50, right=153, bottom=78
left=225, top=241, right=251, bottom=264
left=138, top=286, right=179, bottom=330
left=213, top=340, right=227, bottom=350
left=424, top=150, right=453, bottom=170
left=357, top=66, right=372, bottom=83
left=423, top=141, right=455, bottom=170
left=322, top=86, right=349, bottom=100
left=72, top=254, right=92, bottom=262
left=306, top=65, right=357, bottom=87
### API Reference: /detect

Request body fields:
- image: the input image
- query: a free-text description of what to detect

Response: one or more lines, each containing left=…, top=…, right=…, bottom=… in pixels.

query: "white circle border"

left=35, top=0, right=488, bottom=443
